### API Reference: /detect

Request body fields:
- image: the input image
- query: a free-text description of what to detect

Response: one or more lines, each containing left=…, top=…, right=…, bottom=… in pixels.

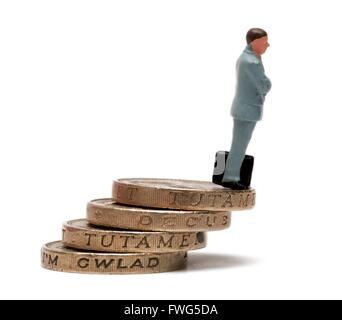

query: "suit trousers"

left=222, top=119, right=256, bottom=182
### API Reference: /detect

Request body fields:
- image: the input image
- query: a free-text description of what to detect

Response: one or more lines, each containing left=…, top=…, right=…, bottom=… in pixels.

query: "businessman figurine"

left=222, top=28, right=271, bottom=190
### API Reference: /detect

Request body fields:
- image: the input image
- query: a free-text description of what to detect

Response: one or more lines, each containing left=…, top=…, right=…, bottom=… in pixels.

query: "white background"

left=0, top=0, right=341, bottom=300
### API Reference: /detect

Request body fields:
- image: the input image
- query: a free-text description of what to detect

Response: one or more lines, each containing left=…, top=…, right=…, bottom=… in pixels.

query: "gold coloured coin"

left=112, top=178, right=255, bottom=211
left=63, top=219, right=207, bottom=253
left=41, top=241, right=187, bottom=274
left=87, top=199, right=231, bottom=232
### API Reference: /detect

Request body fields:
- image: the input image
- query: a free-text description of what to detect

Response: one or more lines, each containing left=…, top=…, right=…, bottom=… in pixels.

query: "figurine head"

left=246, top=28, right=269, bottom=56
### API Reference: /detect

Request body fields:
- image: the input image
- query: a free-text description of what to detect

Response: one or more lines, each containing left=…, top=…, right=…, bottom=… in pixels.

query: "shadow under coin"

left=182, top=252, right=258, bottom=272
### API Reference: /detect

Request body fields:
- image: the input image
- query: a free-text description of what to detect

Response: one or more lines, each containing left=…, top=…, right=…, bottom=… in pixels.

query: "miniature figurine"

left=222, top=28, right=271, bottom=190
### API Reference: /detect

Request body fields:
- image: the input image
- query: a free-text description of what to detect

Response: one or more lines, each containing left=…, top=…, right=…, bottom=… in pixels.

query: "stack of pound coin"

left=41, top=221, right=192, bottom=274
left=41, top=178, right=255, bottom=274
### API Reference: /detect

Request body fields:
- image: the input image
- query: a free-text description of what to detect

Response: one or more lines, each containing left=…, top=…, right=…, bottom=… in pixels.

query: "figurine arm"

left=245, top=61, right=272, bottom=96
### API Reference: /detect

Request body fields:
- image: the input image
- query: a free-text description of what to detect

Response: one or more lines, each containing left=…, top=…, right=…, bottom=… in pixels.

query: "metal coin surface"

left=41, top=241, right=187, bottom=274
left=112, top=178, right=255, bottom=211
left=63, top=219, right=207, bottom=253
left=87, top=199, right=231, bottom=232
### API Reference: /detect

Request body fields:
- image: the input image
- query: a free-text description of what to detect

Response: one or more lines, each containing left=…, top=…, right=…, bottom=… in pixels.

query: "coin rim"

left=62, top=219, right=207, bottom=253
left=41, top=241, right=188, bottom=274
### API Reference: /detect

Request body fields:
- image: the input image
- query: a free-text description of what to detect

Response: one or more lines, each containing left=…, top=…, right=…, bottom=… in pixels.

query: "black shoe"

left=221, top=181, right=249, bottom=190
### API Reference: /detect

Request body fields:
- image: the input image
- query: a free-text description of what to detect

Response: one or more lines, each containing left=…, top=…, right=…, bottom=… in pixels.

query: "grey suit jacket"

left=231, top=44, right=272, bottom=122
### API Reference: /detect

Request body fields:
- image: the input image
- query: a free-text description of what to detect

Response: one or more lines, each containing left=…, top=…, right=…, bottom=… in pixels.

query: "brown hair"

left=246, top=28, right=267, bottom=44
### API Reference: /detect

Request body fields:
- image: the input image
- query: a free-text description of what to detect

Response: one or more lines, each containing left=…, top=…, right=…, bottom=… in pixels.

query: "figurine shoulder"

left=239, top=52, right=261, bottom=66
left=237, top=53, right=263, bottom=75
